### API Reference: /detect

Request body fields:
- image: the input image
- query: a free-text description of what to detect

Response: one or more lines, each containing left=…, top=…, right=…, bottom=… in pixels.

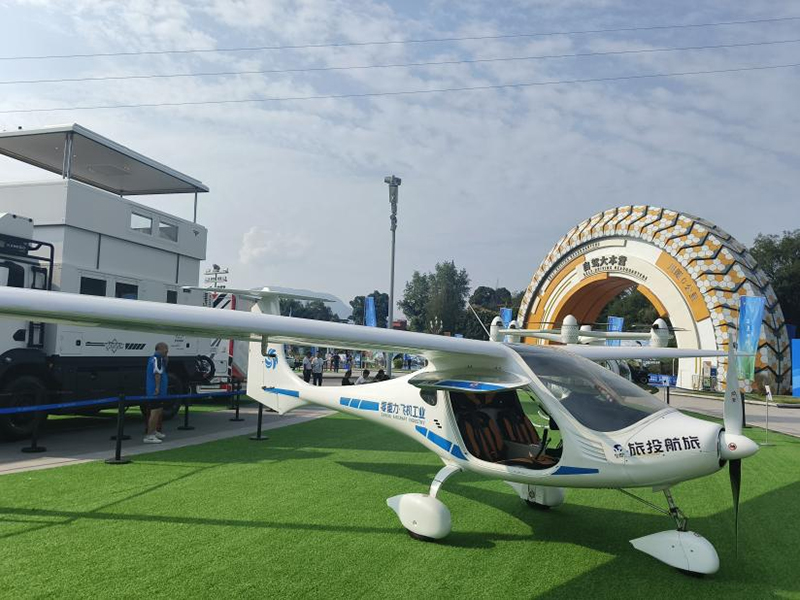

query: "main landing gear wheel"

left=388, top=465, right=462, bottom=541
left=405, top=529, right=436, bottom=543
left=625, top=488, right=720, bottom=575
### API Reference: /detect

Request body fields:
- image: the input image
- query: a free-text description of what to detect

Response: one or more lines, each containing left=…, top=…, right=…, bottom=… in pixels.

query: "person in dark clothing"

left=341, top=369, right=353, bottom=386
left=374, top=369, right=388, bottom=382
left=332, top=353, right=340, bottom=373
left=302, top=351, right=312, bottom=383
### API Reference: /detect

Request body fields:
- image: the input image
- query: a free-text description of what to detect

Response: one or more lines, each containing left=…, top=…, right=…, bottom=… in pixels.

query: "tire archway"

left=518, top=206, right=790, bottom=392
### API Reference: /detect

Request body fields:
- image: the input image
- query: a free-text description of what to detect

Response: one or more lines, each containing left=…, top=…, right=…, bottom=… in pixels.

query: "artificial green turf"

left=1, top=413, right=798, bottom=599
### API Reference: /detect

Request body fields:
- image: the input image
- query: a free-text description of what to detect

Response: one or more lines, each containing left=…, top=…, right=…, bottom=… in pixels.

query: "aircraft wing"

left=0, top=288, right=511, bottom=361
left=565, top=345, right=726, bottom=361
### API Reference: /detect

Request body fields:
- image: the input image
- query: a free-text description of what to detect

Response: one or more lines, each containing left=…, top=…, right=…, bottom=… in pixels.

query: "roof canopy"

left=0, top=124, right=209, bottom=196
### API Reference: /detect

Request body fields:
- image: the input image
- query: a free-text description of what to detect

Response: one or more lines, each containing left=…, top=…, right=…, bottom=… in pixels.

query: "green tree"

left=280, top=298, right=334, bottom=321
left=399, top=263, right=471, bottom=334
left=597, top=288, right=659, bottom=326
left=349, top=291, right=389, bottom=327
left=750, top=229, right=800, bottom=326
left=425, top=261, right=471, bottom=334
left=398, top=272, right=430, bottom=332
left=461, top=286, right=518, bottom=340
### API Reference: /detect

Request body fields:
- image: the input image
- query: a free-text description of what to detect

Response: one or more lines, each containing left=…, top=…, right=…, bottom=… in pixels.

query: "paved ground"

left=666, top=389, right=800, bottom=438
left=0, top=405, right=331, bottom=475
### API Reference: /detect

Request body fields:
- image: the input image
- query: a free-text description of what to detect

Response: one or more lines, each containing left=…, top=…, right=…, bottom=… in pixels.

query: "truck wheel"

left=138, top=375, right=186, bottom=421
left=162, top=375, right=187, bottom=420
left=0, top=375, right=49, bottom=440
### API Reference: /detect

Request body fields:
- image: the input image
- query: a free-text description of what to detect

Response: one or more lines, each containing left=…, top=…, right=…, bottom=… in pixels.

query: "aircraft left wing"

left=0, top=288, right=512, bottom=362
left=564, top=345, right=726, bottom=361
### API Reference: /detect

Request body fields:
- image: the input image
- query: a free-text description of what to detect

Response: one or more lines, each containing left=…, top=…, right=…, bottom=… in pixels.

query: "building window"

left=80, top=276, right=107, bottom=296
left=166, top=290, right=177, bottom=304
left=130, top=212, right=152, bottom=234
left=159, top=220, right=179, bottom=242
left=115, top=282, right=138, bottom=300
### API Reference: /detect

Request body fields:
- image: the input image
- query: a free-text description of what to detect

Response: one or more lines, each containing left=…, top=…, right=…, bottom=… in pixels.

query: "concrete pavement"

left=0, top=405, right=332, bottom=476
left=666, top=390, right=800, bottom=438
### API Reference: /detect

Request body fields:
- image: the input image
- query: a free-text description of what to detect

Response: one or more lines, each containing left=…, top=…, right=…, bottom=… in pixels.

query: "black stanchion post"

left=665, top=386, right=670, bottom=405
left=177, top=386, right=195, bottom=431
left=250, top=402, right=268, bottom=441
left=230, top=381, right=244, bottom=422
left=21, top=409, right=46, bottom=453
left=106, top=394, right=131, bottom=465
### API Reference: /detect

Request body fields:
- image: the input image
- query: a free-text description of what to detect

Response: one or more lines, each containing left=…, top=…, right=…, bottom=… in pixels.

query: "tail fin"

left=245, top=295, right=309, bottom=414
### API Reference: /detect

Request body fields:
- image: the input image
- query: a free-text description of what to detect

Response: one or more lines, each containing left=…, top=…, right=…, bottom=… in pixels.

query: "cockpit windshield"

left=512, top=345, right=668, bottom=432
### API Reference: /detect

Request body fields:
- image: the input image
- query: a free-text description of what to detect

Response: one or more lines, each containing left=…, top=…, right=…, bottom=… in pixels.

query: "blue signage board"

left=364, top=296, right=377, bottom=327
left=737, top=296, right=765, bottom=380
left=793, top=339, right=800, bottom=397
left=607, top=316, right=624, bottom=347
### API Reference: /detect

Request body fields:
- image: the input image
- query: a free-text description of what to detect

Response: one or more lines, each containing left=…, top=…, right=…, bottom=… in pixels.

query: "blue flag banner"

left=787, top=324, right=797, bottom=340
left=792, top=339, right=800, bottom=397
left=500, top=308, right=513, bottom=328
left=606, top=316, right=624, bottom=347
left=737, top=295, right=765, bottom=380
left=365, top=296, right=377, bottom=327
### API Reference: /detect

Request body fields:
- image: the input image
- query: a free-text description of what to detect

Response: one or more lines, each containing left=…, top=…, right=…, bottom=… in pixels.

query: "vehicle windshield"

left=512, top=345, right=668, bottom=432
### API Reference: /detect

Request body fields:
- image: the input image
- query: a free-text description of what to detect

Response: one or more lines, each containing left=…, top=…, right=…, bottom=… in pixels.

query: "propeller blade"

left=730, top=458, right=741, bottom=555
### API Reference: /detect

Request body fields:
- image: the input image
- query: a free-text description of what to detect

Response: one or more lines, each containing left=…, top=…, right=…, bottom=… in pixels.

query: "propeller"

left=730, top=456, right=741, bottom=553
left=718, top=334, right=758, bottom=555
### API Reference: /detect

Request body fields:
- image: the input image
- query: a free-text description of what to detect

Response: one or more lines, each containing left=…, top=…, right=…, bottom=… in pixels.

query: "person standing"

left=332, top=352, right=340, bottom=373
left=302, top=351, right=312, bottom=383
left=144, top=342, right=169, bottom=444
left=311, top=352, right=324, bottom=386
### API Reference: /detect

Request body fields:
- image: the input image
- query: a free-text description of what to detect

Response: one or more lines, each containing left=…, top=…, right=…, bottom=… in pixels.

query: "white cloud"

left=239, top=226, right=311, bottom=266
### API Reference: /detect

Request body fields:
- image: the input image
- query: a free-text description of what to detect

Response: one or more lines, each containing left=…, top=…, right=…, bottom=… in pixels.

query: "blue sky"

left=0, top=0, right=798, bottom=311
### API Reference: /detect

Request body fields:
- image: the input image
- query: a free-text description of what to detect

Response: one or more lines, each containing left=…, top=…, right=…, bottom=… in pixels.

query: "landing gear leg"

left=387, top=464, right=462, bottom=541
left=664, top=488, right=687, bottom=532
left=625, top=488, right=719, bottom=575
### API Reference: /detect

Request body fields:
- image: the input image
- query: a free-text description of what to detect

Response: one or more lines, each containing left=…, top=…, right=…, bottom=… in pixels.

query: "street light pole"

left=384, top=175, right=401, bottom=377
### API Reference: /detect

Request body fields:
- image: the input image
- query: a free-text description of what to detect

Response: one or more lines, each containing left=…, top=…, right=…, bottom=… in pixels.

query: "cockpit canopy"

left=512, top=344, right=669, bottom=432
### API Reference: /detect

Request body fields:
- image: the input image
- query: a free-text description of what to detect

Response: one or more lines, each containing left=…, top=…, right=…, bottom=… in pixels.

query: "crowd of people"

left=298, top=350, right=391, bottom=387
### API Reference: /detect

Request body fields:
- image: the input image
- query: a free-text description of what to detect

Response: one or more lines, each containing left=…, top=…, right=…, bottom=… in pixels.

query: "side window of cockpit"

left=419, top=389, right=437, bottom=406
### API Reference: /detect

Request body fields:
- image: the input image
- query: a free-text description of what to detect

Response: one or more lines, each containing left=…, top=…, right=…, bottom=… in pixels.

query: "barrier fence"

left=0, top=381, right=270, bottom=462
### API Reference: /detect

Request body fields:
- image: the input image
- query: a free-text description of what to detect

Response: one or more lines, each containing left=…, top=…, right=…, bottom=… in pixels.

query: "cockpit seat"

left=458, top=410, right=555, bottom=469
left=497, top=408, right=541, bottom=446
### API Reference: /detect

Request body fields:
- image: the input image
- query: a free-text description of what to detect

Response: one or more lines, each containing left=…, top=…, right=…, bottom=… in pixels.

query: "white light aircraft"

left=0, top=287, right=758, bottom=575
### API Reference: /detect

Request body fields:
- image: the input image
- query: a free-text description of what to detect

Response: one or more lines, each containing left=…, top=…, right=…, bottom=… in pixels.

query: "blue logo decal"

left=612, top=444, right=625, bottom=459
left=264, top=348, right=278, bottom=370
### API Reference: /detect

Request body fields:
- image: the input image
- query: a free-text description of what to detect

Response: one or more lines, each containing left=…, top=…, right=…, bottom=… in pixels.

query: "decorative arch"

left=518, top=206, right=790, bottom=392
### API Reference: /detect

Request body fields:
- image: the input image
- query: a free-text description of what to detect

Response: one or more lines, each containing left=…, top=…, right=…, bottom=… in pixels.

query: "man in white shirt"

left=355, top=369, right=370, bottom=385
left=302, top=352, right=312, bottom=383
left=311, top=353, right=324, bottom=386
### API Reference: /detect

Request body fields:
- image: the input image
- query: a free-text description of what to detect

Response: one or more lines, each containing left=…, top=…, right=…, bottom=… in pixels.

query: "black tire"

left=0, top=375, right=49, bottom=440
left=192, top=355, right=215, bottom=383
left=163, top=374, right=187, bottom=420
left=406, top=529, right=436, bottom=542
left=139, top=374, right=186, bottom=421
